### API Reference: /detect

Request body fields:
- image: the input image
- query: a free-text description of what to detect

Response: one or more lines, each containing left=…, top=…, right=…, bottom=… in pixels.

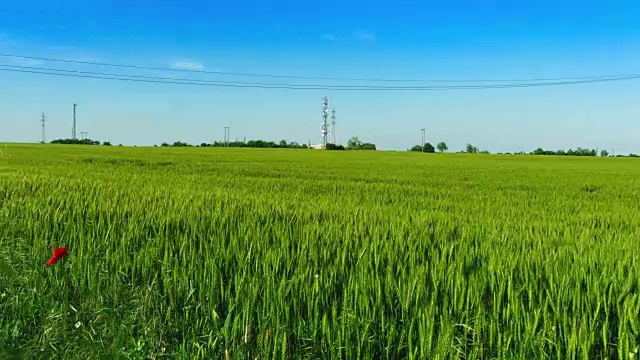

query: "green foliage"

left=423, top=142, right=435, bottom=153
left=195, top=139, right=308, bottom=149
left=346, top=136, right=363, bottom=150
left=465, top=143, right=479, bottom=154
left=50, top=138, right=101, bottom=145
left=409, top=143, right=435, bottom=153
left=361, top=143, right=376, bottom=151
left=347, top=136, right=376, bottom=150
left=2, top=145, right=640, bottom=358
left=437, top=142, right=448, bottom=152
left=533, top=147, right=599, bottom=156
left=325, top=143, right=345, bottom=150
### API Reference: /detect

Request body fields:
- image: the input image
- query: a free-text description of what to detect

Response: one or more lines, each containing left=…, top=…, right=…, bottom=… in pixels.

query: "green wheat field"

left=1, top=144, right=640, bottom=359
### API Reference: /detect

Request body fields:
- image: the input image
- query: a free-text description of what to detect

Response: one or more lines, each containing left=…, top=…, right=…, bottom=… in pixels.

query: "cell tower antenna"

left=331, top=108, right=336, bottom=145
left=41, top=113, right=46, bottom=144
left=72, top=103, right=77, bottom=140
left=321, top=96, right=329, bottom=149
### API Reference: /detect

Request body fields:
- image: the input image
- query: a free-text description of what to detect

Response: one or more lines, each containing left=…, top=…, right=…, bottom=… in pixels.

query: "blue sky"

left=1, top=0, right=640, bottom=153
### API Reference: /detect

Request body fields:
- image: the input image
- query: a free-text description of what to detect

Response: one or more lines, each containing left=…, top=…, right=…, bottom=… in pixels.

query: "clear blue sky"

left=1, top=0, right=639, bottom=153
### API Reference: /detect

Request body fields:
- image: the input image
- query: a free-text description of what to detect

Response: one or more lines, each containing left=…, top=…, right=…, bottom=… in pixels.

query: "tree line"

left=159, top=136, right=378, bottom=151
left=408, top=142, right=490, bottom=154
left=165, top=140, right=309, bottom=149
left=48, top=138, right=640, bottom=157
left=50, top=138, right=113, bottom=146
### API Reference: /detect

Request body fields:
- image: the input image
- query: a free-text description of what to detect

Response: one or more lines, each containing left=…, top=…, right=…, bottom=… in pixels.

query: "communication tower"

left=321, top=97, right=329, bottom=149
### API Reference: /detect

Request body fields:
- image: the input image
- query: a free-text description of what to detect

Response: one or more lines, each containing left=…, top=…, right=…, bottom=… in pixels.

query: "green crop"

left=1, top=144, right=640, bottom=359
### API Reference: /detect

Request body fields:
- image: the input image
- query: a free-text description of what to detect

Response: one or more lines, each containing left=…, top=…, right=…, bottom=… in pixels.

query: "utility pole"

left=331, top=108, right=336, bottom=145
left=80, top=131, right=88, bottom=140
left=421, top=128, right=426, bottom=152
left=224, top=126, right=230, bottom=146
left=72, top=103, right=77, bottom=140
left=41, top=113, right=46, bottom=144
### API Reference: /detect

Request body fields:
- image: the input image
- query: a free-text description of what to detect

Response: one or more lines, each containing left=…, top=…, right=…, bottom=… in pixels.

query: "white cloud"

left=171, top=60, right=205, bottom=71
left=353, top=31, right=375, bottom=42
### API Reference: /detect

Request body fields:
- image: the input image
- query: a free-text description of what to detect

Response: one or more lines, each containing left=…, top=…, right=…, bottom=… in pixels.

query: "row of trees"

left=409, top=142, right=448, bottom=153
left=408, top=143, right=636, bottom=157
left=408, top=142, right=491, bottom=154
left=158, top=137, right=379, bottom=151
left=48, top=138, right=640, bottom=157
left=162, top=140, right=309, bottom=149
left=345, top=137, right=376, bottom=150
left=50, top=138, right=113, bottom=146
left=533, top=148, right=609, bottom=157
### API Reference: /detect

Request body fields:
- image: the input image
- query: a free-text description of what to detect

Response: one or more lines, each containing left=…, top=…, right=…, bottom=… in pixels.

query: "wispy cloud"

left=46, top=45, right=78, bottom=52
left=320, top=31, right=376, bottom=43
left=12, top=58, right=43, bottom=66
left=321, top=33, right=336, bottom=41
left=0, top=33, right=10, bottom=46
left=171, top=60, right=205, bottom=71
left=353, top=31, right=376, bottom=42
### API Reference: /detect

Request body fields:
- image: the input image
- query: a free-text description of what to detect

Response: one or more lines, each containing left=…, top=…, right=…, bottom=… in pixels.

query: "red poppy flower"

left=46, top=247, right=68, bottom=266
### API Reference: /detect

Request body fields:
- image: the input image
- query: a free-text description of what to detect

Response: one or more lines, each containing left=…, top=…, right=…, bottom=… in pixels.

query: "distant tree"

left=423, top=142, right=435, bottom=153
left=326, top=143, right=345, bottom=150
left=347, top=136, right=364, bottom=150
left=409, top=145, right=422, bottom=152
left=600, top=149, right=609, bottom=157
left=50, top=138, right=100, bottom=145
left=161, top=142, right=169, bottom=147
left=361, top=143, right=377, bottom=151
left=437, top=142, right=448, bottom=153
left=102, top=142, right=112, bottom=146
left=465, top=143, right=479, bottom=154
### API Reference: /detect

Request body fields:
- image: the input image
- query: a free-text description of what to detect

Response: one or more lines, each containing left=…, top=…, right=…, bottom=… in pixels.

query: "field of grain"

left=1, top=144, right=640, bottom=359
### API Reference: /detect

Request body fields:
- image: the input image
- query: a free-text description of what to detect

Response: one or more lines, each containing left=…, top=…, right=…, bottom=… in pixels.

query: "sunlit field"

left=2, top=144, right=640, bottom=359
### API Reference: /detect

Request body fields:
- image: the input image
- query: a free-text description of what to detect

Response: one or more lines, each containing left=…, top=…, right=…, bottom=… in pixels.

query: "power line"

left=1, top=65, right=640, bottom=91
left=2, top=52, right=639, bottom=84
left=0, top=63, right=397, bottom=88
